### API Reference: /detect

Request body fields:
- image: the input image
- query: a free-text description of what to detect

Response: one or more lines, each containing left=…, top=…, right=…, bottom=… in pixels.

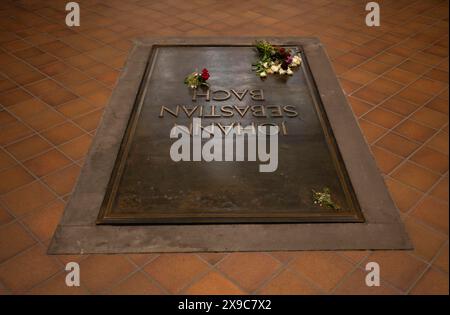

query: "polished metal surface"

left=97, top=45, right=364, bottom=224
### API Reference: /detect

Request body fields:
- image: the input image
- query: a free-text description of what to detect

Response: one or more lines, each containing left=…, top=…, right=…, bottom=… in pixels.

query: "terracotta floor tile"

left=353, top=87, right=390, bottom=105
left=108, top=272, right=164, bottom=295
left=289, top=252, right=354, bottom=292
left=383, top=68, right=419, bottom=85
left=38, top=40, right=80, bottom=59
left=410, top=51, right=446, bottom=67
left=394, top=119, right=436, bottom=143
left=0, top=121, right=33, bottom=145
left=83, top=63, right=111, bottom=77
left=65, top=54, right=97, bottom=71
left=23, top=149, right=71, bottom=177
left=341, top=69, right=378, bottom=85
left=56, top=98, right=95, bottom=119
left=385, top=177, right=423, bottom=213
left=41, top=164, right=80, bottom=196
left=358, top=119, right=386, bottom=144
left=38, top=88, right=78, bottom=107
left=14, top=71, right=46, bottom=86
left=397, top=86, right=434, bottom=106
left=334, top=53, right=367, bottom=69
left=144, top=253, right=210, bottom=293
left=0, top=76, right=17, bottom=93
left=347, top=96, right=373, bottom=117
left=334, top=269, right=401, bottom=295
left=41, top=122, right=85, bottom=145
left=70, top=80, right=104, bottom=96
left=38, top=61, right=71, bottom=77
left=411, top=146, right=448, bottom=174
left=364, top=251, right=426, bottom=292
left=380, top=96, right=420, bottom=116
left=0, top=110, right=16, bottom=126
left=184, top=271, right=245, bottom=295
left=363, top=108, right=403, bottom=129
left=54, top=69, right=90, bottom=87
left=0, top=204, right=13, bottom=225
left=0, top=88, right=33, bottom=107
left=28, top=272, right=89, bottom=295
left=433, top=245, right=449, bottom=273
left=0, top=165, right=34, bottom=194
left=411, top=107, right=448, bottom=129
left=0, top=149, right=16, bottom=171
left=197, top=253, right=228, bottom=266
left=0, top=181, right=56, bottom=217
left=398, top=60, right=431, bottom=75
left=404, top=216, right=446, bottom=261
left=358, top=60, right=393, bottom=75
left=126, top=254, right=158, bottom=266
left=392, top=162, right=440, bottom=192
left=430, top=176, right=449, bottom=202
left=373, top=53, right=405, bottom=66
left=410, top=268, right=449, bottom=295
left=73, top=109, right=103, bottom=132
left=339, top=78, right=362, bottom=95
left=426, top=97, right=449, bottom=115
left=258, top=268, right=319, bottom=294
left=24, top=109, right=65, bottom=131
left=217, top=253, right=281, bottom=292
left=57, top=134, right=93, bottom=161
left=25, top=79, right=61, bottom=96
left=0, top=222, right=36, bottom=263
left=371, top=146, right=402, bottom=174
left=5, top=135, right=51, bottom=161
left=22, top=200, right=64, bottom=242
left=83, top=90, right=111, bottom=108
left=425, top=68, right=449, bottom=83
left=375, top=132, right=419, bottom=157
left=427, top=131, right=449, bottom=154
left=0, top=245, right=60, bottom=292
left=8, top=98, right=48, bottom=120
left=409, top=78, right=448, bottom=96
left=411, top=196, right=449, bottom=234
left=79, top=255, right=136, bottom=293
left=339, top=251, right=370, bottom=264
left=366, top=78, right=404, bottom=96
left=269, top=251, right=299, bottom=264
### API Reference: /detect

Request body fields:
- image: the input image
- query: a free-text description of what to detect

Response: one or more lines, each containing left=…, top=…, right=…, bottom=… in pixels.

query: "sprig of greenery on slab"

left=252, top=40, right=302, bottom=77
left=312, top=187, right=341, bottom=210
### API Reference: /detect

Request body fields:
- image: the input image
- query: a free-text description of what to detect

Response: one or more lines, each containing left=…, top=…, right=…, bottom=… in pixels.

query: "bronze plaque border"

left=96, top=43, right=365, bottom=224
left=48, top=37, right=411, bottom=254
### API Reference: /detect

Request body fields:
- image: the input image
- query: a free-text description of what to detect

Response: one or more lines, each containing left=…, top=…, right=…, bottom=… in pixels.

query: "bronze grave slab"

left=49, top=37, right=411, bottom=253
left=97, top=45, right=363, bottom=224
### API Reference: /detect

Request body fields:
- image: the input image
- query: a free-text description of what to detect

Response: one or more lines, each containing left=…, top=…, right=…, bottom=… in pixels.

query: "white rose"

left=266, top=68, right=273, bottom=74
left=287, top=68, right=293, bottom=75
left=271, top=64, right=279, bottom=72
left=263, top=62, right=268, bottom=68
left=293, top=55, right=302, bottom=65
left=279, top=68, right=286, bottom=75
left=260, top=71, right=267, bottom=77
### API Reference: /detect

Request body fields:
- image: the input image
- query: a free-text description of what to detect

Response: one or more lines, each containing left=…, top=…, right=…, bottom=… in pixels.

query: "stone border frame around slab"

left=48, top=37, right=412, bottom=254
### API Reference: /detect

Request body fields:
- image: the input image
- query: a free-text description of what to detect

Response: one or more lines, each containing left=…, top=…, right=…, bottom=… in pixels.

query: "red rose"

left=201, top=68, right=209, bottom=80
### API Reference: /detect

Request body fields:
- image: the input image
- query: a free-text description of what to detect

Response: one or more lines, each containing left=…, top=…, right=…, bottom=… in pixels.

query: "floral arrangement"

left=184, top=68, right=210, bottom=89
left=252, top=40, right=302, bottom=77
left=312, top=187, right=341, bottom=210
